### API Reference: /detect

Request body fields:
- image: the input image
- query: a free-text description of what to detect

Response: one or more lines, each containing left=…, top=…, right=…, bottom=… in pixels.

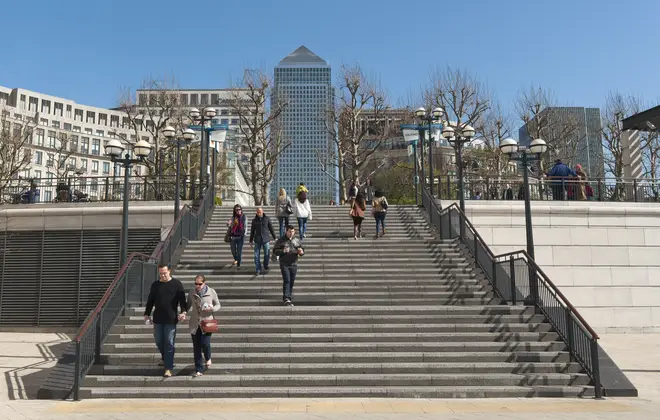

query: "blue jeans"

left=230, top=236, right=244, bottom=264
left=254, top=241, right=271, bottom=273
left=281, top=264, right=298, bottom=301
left=297, top=217, right=308, bottom=237
left=374, top=212, right=386, bottom=235
left=278, top=217, right=289, bottom=237
left=191, top=328, right=212, bottom=373
left=153, top=323, right=177, bottom=370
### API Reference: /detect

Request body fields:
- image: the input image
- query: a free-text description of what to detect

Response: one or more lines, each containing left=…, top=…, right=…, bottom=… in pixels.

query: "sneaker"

left=264, top=266, right=270, bottom=271
left=163, top=370, right=172, bottom=377
left=354, top=235, right=358, bottom=240
left=232, top=260, right=238, bottom=265
left=206, top=359, right=212, bottom=368
left=255, top=271, right=260, bottom=276
left=284, top=299, right=294, bottom=307
left=192, top=371, right=203, bottom=377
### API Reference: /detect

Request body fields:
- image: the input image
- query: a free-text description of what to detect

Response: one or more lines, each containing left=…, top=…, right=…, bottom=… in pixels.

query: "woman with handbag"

left=226, top=205, right=246, bottom=267
left=350, top=192, right=366, bottom=240
left=187, top=275, right=221, bottom=377
left=275, top=188, right=293, bottom=238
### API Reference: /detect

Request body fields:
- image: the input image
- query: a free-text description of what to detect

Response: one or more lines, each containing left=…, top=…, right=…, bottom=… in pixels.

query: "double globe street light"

left=499, top=137, right=548, bottom=260
left=105, top=138, right=152, bottom=268
left=163, top=126, right=197, bottom=220
left=189, top=107, right=217, bottom=198
left=414, top=107, right=445, bottom=198
left=441, top=123, right=476, bottom=213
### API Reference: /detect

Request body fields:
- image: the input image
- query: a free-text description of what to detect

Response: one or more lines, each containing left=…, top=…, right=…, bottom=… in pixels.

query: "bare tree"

left=465, top=103, right=512, bottom=178
left=601, top=92, right=643, bottom=180
left=0, top=110, right=37, bottom=202
left=117, top=76, right=183, bottom=180
left=228, top=69, right=288, bottom=205
left=316, top=102, right=349, bottom=203
left=515, top=85, right=581, bottom=173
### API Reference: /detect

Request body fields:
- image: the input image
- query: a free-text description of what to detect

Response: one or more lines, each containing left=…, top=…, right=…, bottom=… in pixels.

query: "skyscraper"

left=272, top=46, right=335, bottom=203
left=519, top=107, right=604, bottom=178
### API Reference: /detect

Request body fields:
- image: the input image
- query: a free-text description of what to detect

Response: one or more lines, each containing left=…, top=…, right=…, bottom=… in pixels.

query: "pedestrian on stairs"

left=350, top=192, right=366, bottom=240
left=372, top=190, right=389, bottom=238
left=273, top=225, right=305, bottom=306
left=143, top=264, right=187, bottom=378
left=294, top=190, right=312, bottom=239
left=275, top=188, right=293, bottom=237
left=227, top=204, right=246, bottom=267
left=249, top=207, right=277, bottom=276
left=186, top=275, right=220, bottom=377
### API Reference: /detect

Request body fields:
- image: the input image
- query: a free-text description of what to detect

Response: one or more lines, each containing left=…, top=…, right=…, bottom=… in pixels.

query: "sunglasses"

left=194, top=282, right=204, bottom=286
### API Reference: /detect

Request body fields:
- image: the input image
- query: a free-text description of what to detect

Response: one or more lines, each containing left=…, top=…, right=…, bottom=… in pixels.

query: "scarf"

left=231, top=215, right=244, bottom=235
left=196, top=285, right=208, bottom=298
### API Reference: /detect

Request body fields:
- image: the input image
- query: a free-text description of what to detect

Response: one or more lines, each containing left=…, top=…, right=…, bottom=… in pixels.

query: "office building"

left=519, top=107, right=604, bottom=178
left=0, top=85, right=149, bottom=202
left=272, top=46, right=336, bottom=203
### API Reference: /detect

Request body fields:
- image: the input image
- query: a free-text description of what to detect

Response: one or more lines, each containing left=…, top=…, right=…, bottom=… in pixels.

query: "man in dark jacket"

left=546, top=159, right=577, bottom=200
left=249, top=207, right=277, bottom=275
left=143, top=264, right=187, bottom=377
left=273, top=225, right=305, bottom=306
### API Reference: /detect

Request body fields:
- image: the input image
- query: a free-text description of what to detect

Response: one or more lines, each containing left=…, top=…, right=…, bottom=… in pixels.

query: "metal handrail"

left=421, top=187, right=602, bottom=397
left=494, top=250, right=599, bottom=340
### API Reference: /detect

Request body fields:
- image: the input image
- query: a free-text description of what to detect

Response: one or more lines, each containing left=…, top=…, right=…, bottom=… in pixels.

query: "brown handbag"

left=198, top=298, right=218, bottom=333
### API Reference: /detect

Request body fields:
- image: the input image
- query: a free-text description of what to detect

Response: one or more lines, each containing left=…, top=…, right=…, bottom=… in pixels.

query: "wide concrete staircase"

left=81, top=205, right=593, bottom=398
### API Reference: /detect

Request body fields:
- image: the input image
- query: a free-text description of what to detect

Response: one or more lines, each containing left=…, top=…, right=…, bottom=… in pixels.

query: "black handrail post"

left=492, top=259, right=497, bottom=295
left=104, top=177, right=109, bottom=201
left=633, top=179, right=638, bottom=202
left=590, top=340, right=603, bottom=399
left=94, top=313, right=102, bottom=363
left=509, top=256, right=517, bottom=305
left=122, top=272, right=128, bottom=316
left=528, top=260, right=539, bottom=305
left=73, top=341, right=81, bottom=401
left=565, top=307, right=574, bottom=362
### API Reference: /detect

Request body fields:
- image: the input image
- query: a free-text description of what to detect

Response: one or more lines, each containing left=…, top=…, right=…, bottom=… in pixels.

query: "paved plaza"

left=0, top=332, right=658, bottom=419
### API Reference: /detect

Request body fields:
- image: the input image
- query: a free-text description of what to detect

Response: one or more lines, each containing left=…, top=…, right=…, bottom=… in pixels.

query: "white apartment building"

left=0, top=85, right=154, bottom=203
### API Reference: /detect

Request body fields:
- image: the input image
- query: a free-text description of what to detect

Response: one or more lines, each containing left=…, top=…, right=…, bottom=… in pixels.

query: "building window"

left=63, top=123, right=71, bottom=131
left=35, top=129, right=45, bottom=146
left=91, top=139, right=100, bottom=155
left=86, top=111, right=95, bottom=124
left=70, top=135, right=79, bottom=152
left=74, top=109, right=83, bottom=121
left=110, top=115, right=119, bottom=127
left=190, top=94, right=198, bottom=105
left=52, top=121, right=60, bottom=128
left=28, top=97, right=38, bottom=112
left=221, top=109, right=229, bottom=116
left=54, top=102, right=63, bottom=117
left=66, top=105, right=72, bottom=118
left=138, top=94, right=147, bottom=106
left=99, top=114, right=107, bottom=126
left=92, top=160, right=99, bottom=173
left=103, top=162, right=110, bottom=174
left=90, top=179, right=98, bottom=192
left=96, top=130, right=104, bottom=137
left=34, top=151, right=43, bottom=165
left=81, top=137, right=89, bottom=154
left=221, top=119, right=228, bottom=125
left=19, top=95, right=26, bottom=110
left=69, top=157, right=76, bottom=168
left=43, top=190, right=52, bottom=203
left=211, top=93, right=218, bottom=104
left=81, top=159, right=88, bottom=171
left=179, top=93, right=188, bottom=105
left=34, top=170, right=42, bottom=180
left=122, top=117, right=129, bottom=129
left=40, top=118, right=48, bottom=126
left=200, top=94, right=208, bottom=105
left=48, top=131, right=57, bottom=148
left=41, top=100, right=51, bottom=114
left=73, top=125, right=81, bottom=132
left=231, top=119, right=239, bottom=125
left=84, top=128, right=92, bottom=134
left=46, top=153, right=54, bottom=168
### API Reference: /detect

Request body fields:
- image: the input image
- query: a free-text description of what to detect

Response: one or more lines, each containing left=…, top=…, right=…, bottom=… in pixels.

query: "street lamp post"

left=443, top=123, right=476, bottom=213
left=208, top=128, right=228, bottom=200
left=163, top=126, right=196, bottom=221
left=105, top=138, right=152, bottom=268
left=414, top=107, right=445, bottom=198
left=499, top=137, right=548, bottom=260
left=189, top=107, right=217, bottom=197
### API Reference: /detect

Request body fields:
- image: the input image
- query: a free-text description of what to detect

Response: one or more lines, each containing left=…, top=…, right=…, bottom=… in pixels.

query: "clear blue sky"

left=1, top=0, right=657, bottom=117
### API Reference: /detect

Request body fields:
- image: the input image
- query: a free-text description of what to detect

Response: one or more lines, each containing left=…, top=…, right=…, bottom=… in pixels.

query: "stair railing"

left=68, top=188, right=215, bottom=400
left=421, top=187, right=602, bottom=398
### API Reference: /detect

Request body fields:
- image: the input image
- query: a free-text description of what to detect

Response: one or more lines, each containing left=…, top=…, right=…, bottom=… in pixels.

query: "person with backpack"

left=275, top=188, right=293, bottom=237
left=350, top=192, right=366, bottom=240
left=227, top=204, right=246, bottom=267
left=294, top=189, right=312, bottom=239
left=372, top=189, right=388, bottom=238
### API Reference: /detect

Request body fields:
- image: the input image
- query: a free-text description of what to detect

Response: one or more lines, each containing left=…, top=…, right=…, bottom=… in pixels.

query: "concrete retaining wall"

left=441, top=200, right=660, bottom=333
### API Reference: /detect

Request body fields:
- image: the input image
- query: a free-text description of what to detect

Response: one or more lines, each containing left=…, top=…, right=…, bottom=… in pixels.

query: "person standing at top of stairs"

left=249, top=207, right=277, bottom=276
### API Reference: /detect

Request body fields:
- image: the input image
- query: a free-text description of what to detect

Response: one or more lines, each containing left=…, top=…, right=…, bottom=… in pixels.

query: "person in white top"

left=294, top=191, right=312, bottom=239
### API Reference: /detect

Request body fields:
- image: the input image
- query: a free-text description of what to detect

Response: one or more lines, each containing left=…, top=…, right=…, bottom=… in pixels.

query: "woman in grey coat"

left=186, top=275, right=221, bottom=376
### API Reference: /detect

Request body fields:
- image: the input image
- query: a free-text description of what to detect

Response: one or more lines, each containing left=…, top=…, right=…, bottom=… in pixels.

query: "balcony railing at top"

left=0, top=175, right=201, bottom=204
left=430, top=175, right=660, bottom=203
left=420, top=187, right=602, bottom=398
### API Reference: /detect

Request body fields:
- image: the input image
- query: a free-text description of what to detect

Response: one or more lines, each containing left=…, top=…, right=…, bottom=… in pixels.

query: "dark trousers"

left=297, top=217, right=308, bottom=237
left=230, top=236, right=244, bottom=264
left=374, top=212, right=386, bottom=234
left=153, top=323, right=177, bottom=370
left=278, top=216, right=289, bottom=237
left=191, top=328, right=212, bottom=373
left=281, top=263, right=298, bottom=301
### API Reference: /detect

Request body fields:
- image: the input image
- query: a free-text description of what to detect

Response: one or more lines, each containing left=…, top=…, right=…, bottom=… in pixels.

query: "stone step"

left=122, top=312, right=543, bottom=324
left=170, top=291, right=495, bottom=300
left=144, top=285, right=492, bottom=294
left=185, top=241, right=456, bottom=248
left=104, top=332, right=559, bottom=344
left=83, top=372, right=590, bottom=388
left=90, top=361, right=583, bottom=376
left=99, top=351, right=572, bottom=365
left=128, top=305, right=535, bottom=316
left=192, top=298, right=499, bottom=306
left=103, top=341, right=567, bottom=354
left=173, top=268, right=479, bottom=276
left=111, top=322, right=551, bottom=334
left=78, top=385, right=594, bottom=399
left=169, top=278, right=488, bottom=286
